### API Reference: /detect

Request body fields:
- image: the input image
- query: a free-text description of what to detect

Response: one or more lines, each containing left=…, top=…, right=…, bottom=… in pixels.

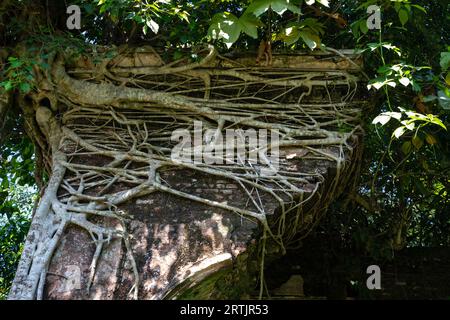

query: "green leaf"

left=377, top=65, right=392, bottom=74
left=399, top=77, right=410, bottom=87
left=146, top=19, right=159, bottom=34
left=99, top=4, right=107, bottom=14
left=372, top=114, right=392, bottom=126
left=425, top=133, right=437, bottom=145
left=83, top=3, right=95, bottom=14
left=299, top=30, right=320, bottom=50
left=238, top=13, right=263, bottom=39
left=427, top=114, right=447, bottom=130
left=271, top=0, right=297, bottom=15
left=2, top=81, right=14, bottom=91
left=384, top=112, right=402, bottom=120
left=437, top=90, right=450, bottom=111
left=411, top=4, right=427, bottom=14
left=367, top=81, right=384, bottom=90
left=440, top=52, right=450, bottom=71
left=19, top=83, right=31, bottom=93
left=278, top=26, right=301, bottom=45
left=350, top=20, right=361, bottom=36
left=411, top=79, right=421, bottom=92
left=316, top=0, right=330, bottom=6
left=412, top=136, right=424, bottom=150
left=401, top=120, right=415, bottom=131
left=359, top=20, right=369, bottom=34
left=299, top=18, right=325, bottom=35
left=208, top=12, right=241, bottom=48
left=387, top=81, right=397, bottom=88
left=245, top=0, right=300, bottom=17
left=393, top=126, right=406, bottom=139
left=306, top=0, right=329, bottom=6
left=401, top=141, right=412, bottom=155
left=398, top=8, right=409, bottom=26
left=423, top=95, right=437, bottom=103
left=10, top=60, right=23, bottom=69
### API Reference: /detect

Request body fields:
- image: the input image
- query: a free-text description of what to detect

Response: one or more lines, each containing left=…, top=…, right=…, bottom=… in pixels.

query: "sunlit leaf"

left=393, top=126, right=406, bottom=139
left=426, top=114, right=447, bottom=130
left=245, top=0, right=300, bottom=17
left=306, top=0, right=329, bottom=7
left=387, top=81, right=397, bottom=88
left=399, top=77, right=410, bottom=87
left=208, top=12, right=241, bottom=48
left=299, top=29, right=320, bottom=50
left=146, top=19, right=159, bottom=34
left=372, top=114, right=392, bottom=126
left=278, top=26, right=301, bottom=45
left=401, top=120, right=415, bottom=131
left=411, top=4, right=427, bottom=14
left=316, top=0, right=330, bottom=6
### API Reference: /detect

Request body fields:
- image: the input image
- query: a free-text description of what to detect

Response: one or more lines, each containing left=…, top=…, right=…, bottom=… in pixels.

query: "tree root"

left=9, top=47, right=366, bottom=300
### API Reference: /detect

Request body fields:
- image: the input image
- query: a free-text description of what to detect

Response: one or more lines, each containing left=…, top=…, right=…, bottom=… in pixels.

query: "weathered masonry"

left=7, top=47, right=368, bottom=299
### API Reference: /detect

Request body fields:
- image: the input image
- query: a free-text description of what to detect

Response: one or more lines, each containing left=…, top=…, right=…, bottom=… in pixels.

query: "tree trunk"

left=8, top=47, right=366, bottom=300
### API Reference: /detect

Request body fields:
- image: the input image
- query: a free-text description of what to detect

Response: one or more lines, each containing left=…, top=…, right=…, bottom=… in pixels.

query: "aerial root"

left=10, top=47, right=364, bottom=300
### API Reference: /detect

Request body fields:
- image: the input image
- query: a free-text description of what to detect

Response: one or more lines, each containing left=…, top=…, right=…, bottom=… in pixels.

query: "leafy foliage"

left=0, top=109, right=36, bottom=299
left=328, top=0, right=450, bottom=257
left=0, top=186, right=34, bottom=300
left=208, top=12, right=263, bottom=48
left=0, top=57, right=35, bottom=94
left=207, top=0, right=328, bottom=50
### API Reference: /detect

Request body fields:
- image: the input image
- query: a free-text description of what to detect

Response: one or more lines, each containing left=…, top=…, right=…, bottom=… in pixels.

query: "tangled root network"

left=9, top=46, right=366, bottom=299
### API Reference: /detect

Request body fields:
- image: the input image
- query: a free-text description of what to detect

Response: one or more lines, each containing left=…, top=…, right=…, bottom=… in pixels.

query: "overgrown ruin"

left=6, top=46, right=368, bottom=300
